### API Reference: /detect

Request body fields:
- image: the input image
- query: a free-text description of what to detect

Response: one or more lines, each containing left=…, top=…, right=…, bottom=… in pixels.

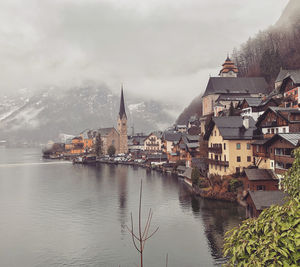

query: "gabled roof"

left=265, top=133, right=300, bottom=147
left=145, top=131, right=163, bottom=140
left=256, top=107, right=300, bottom=126
left=242, top=97, right=263, bottom=107
left=203, top=77, right=269, bottom=97
left=204, top=116, right=257, bottom=140
left=162, top=131, right=182, bottom=142
left=248, top=191, right=287, bottom=210
left=98, top=127, right=118, bottom=136
left=275, top=68, right=300, bottom=83
left=245, top=168, right=277, bottom=181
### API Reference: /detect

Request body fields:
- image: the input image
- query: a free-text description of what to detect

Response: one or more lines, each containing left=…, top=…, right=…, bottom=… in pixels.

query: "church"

left=97, top=87, right=128, bottom=155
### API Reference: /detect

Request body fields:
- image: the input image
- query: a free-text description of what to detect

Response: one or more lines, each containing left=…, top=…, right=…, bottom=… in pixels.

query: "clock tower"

left=118, top=86, right=128, bottom=154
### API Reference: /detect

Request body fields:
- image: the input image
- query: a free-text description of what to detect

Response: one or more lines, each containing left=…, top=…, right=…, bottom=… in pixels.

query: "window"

left=224, top=155, right=226, bottom=161
left=247, top=143, right=251, bottom=150
left=247, top=156, right=251, bottom=162
left=271, top=128, right=275, bottom=134
left=236, top=167, right=240, bottom=174
left=267, top=129, right=270, bottom=133
left=224, top=167, right=227, bottom=173
left=276, top=128, right=279, bottom=133
left=237, top=156, right=241, bottom=162
left=219, top=165, right=222, bottom=171
left=283, top=128, right=286, bottom=133
left=236, top=143, right=241, bottom=150
left=224, top=143, right=226, bottom=150
left=215, top=131, right=216, bottom=136
left=257, top=185, right=266, bottom=191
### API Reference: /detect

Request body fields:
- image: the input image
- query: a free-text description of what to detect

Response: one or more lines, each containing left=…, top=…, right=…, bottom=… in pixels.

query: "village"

left=43, top=57, right=300, bottom=219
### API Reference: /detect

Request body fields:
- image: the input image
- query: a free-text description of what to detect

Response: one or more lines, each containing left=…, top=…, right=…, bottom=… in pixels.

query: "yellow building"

left=204, top=116, right=256, bottom=176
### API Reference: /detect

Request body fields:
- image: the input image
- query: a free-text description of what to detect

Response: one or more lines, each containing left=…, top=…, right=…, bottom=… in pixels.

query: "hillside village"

left=44, top=57, right=300, bottom=219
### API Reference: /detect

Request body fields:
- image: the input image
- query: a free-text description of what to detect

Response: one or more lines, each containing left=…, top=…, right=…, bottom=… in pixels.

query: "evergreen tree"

left=95, top=133, right=102, bottom=157
left=108, top=145, right=116, bottom=157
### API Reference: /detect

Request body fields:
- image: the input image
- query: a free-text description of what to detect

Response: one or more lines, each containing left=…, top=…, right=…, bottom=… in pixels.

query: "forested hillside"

left=232, top=0, right=300, bottom=84
left=176, top=0, right=300, bottom=125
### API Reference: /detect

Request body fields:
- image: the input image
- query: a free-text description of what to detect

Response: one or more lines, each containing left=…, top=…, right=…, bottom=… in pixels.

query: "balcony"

left=274, top=155, right=294, bottom=164
left=207, top=158, right=229, bottom=167
left=208, top=146, right=222, bottom=154
left=263, top=121, right=277, bottom=127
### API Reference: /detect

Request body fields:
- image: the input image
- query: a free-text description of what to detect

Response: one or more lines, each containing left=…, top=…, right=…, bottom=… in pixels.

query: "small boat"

left=73, top=157, right=83, bottom=164
left=83, top=155, right=97, bottom=164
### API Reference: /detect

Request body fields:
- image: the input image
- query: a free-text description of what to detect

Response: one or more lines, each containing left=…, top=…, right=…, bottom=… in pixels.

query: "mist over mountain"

left=176, top=0, right=300, bottom=125
left=0, top=84, right=177, bottom=145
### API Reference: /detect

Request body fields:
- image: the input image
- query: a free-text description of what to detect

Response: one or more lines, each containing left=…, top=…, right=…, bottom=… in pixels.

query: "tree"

left=223, top=148, right=300, bottom=266
left=107, top=145, right=116, bottom=157
left=126, top=180, right=159, bottom=267
left=191, top=167, right=200, bottom=186
left=95, top=133, right=102, bottom=157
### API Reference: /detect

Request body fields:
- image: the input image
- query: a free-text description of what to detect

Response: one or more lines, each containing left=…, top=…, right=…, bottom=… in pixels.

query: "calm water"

left=0, top=148, right=245, bottom=267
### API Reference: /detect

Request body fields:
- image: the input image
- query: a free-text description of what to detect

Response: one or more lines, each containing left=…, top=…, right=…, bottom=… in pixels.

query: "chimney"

left=243, top=116, right=250, bottom=129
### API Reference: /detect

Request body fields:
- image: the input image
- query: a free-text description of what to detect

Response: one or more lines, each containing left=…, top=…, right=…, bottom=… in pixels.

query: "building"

left=219, top=56, right=239, bottom=77
left=128, top=134, right=147, bottom=152
left=204, top=116, right=257, bottom=176
left=245, top=191, right=287, bottom=218
left=162, top=131, right=182, bottom=154
left=279, top=71, right=300, bottom=108
left=243, top=168, right=279, bottom=192
left=202, top=57, right=269, bottom=116
left=144, top=131, right=163, bottom=153
left=256, top=107, right=300, bottom=137
left=80, top=129, right=97, bottom=153
left=117, top=87, right=128, bottom=154
left=240, top=97, right=279, bottom=121
left=98, top=127, right=120, bottom=155
left=274, top=68, right=300, bottom=94
left=265, top=133, right=300, bottom=178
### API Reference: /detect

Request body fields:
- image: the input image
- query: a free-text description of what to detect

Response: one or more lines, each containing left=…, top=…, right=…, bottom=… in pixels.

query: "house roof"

left=248, top=191, right=287, bottom=211
left=251, top=138, right=270, bottom=145
left=245, top=168, right=277, bottom=181
left=204, top=116, right=257, bottom=140
left=98, top=127, right=117, bottom=136
left=242, top=97, right=263, bottom=107
left=265, top=133, right=300, bottom=147
left=216, top=93, right=251, bottom=102
left=163, top=131, right=182, bottom=142
left=203, top=77, right=269, bottom=97
left=256, top=107, right=300, bottom=126
left=275, top=68, right=300, bottom=83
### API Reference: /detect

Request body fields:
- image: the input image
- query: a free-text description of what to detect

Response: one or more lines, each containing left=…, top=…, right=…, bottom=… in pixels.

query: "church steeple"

left=119, top=85, right=127, bottom=119
left=219, top=56, right=239, bottom=77
left=117, top=85, right=128, bottom=154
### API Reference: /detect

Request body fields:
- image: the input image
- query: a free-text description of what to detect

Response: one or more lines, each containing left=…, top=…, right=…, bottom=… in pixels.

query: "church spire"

left=119, top=85, right=127, bottom=119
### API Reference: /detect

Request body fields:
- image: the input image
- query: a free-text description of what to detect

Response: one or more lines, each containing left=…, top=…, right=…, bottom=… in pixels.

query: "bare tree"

left=126, top=180, right=159, bottom=267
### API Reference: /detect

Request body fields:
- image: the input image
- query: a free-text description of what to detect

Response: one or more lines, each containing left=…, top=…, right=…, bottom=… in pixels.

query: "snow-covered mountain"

left=0, top=84, right=177, bottom=145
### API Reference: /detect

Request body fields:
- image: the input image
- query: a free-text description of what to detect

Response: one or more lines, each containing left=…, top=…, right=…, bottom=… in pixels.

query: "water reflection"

left=178, top=183, right=245, bottom=263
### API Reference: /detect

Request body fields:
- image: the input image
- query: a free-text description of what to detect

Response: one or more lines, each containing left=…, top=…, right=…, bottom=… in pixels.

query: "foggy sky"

left=0, top=0, right=289, bottom=107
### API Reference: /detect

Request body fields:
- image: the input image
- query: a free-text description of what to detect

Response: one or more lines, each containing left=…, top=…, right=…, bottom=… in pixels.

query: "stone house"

left=144, top=131, right=163, bottom=153
left=98, top=127, right=120, bottom=155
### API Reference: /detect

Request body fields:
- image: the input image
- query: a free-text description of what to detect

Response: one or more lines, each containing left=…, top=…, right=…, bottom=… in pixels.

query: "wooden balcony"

left=274, top=155, right=294, bottom=164
left=207, top=158, right=229, bottom=167
left=208, top=146, right=222, bottom=154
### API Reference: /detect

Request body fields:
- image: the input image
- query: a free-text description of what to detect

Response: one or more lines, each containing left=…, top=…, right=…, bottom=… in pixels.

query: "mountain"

left=0, top=84, right=177, bottom=145
left=176, top=0, right=300, bottom=124
left=276, top=0, right=300, bottom=27
left=176, top=94, right=202, bottom=125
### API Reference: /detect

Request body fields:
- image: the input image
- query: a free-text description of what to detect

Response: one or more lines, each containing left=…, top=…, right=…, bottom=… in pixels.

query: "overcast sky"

left=0, top=0, right=289, bottom=106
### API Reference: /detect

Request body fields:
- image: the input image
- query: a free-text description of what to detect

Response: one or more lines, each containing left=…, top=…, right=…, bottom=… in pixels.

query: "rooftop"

left=248, top=191, right=287, bottom=210
left=245, top=168, right=277, bottom=181
left=203, top=77, right=269, bottom=97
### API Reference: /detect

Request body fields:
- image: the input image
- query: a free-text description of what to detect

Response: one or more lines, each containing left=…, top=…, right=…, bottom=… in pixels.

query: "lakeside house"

left=204, top=116, right=256, bottom=176
left=245, top=191, right=287, bottom=218
left=144, top=131, right=163, bottom=153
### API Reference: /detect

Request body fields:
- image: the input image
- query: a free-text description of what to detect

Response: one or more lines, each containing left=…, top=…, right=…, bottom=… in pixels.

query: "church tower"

left=118, top=86, right=128, bottom=154
left=219, top=56, right=239, bottom=77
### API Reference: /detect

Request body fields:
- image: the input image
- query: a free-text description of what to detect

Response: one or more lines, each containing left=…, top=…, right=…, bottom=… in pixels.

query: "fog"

left=0, top=0, right=288, bottom=106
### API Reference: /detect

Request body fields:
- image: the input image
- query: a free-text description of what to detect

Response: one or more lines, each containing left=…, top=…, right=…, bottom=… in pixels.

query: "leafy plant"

left=191, top=167, right=201, bottom=186
left=223, top=148, right=300, bottom=266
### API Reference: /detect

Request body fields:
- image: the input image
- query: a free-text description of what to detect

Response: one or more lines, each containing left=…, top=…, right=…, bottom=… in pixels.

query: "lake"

left=0, top=148, right=245, bottom=267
